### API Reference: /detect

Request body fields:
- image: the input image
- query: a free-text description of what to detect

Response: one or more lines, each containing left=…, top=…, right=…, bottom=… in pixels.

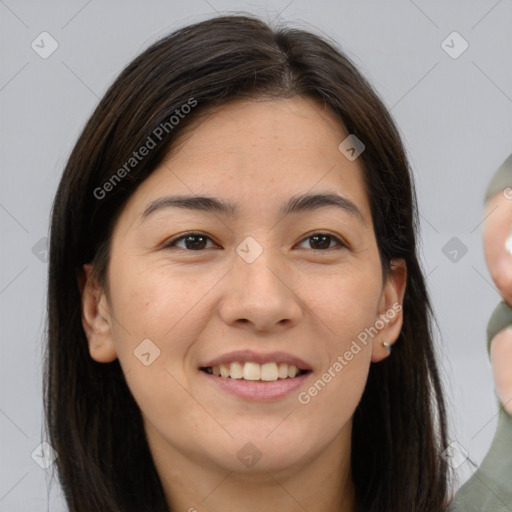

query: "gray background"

left=1, top=0, right=511, bottom=510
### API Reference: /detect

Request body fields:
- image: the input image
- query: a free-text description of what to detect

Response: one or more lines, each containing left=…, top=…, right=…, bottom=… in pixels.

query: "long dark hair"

left=44, top=13, right=453, bottom=512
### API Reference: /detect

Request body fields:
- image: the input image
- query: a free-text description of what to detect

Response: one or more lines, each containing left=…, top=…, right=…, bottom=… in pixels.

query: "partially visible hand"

left=483, top=188, right=512, bottom=413
left=490, top=327, right=512, bottom=415
left=483, top=188, right=512, bottom=306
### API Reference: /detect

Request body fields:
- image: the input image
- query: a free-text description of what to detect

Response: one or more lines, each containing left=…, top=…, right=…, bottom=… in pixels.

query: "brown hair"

left=44, top=13, right=452, bottom=511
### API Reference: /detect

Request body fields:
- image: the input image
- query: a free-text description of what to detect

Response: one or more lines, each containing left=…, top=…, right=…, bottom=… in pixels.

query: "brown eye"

left=163, top=231, right=347, bottom=252
left=297, top=233, right=346, bottom=251
left=164, top=233, right=216, bottom=251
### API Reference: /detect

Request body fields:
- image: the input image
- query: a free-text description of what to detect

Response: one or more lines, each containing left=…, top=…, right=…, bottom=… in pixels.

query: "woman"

left=43, top=14, right=511, bottom=512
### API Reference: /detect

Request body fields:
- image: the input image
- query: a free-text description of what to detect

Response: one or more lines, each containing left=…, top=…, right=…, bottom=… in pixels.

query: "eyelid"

left=161, top=230, right=348, bottom=251
left=160, top=231, right=218, bottom=250
left=298, top=231, right=348, bottom=250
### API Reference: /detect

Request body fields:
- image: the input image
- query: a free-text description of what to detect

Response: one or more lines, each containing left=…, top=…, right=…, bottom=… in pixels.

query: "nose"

left=218, top=244, right=303, bottom=332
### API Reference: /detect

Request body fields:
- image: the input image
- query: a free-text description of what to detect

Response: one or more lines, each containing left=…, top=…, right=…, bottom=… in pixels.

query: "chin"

left=211, top=428, right=313, bottom=470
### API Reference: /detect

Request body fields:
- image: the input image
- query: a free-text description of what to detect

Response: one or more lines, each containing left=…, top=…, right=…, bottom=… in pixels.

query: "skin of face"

left=81, top=96, right=407, bottom=512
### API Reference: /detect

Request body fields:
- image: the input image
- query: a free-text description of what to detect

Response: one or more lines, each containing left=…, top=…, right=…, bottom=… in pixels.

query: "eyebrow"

left=139, top=191, right=366, bottom=226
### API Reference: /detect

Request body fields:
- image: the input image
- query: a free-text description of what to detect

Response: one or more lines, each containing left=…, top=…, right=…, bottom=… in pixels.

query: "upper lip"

left=200, top=350, right=313, bottom=371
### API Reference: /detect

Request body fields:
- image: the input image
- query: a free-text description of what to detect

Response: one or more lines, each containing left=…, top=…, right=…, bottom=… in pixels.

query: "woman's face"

left=82, top=96, right=406, bottom=478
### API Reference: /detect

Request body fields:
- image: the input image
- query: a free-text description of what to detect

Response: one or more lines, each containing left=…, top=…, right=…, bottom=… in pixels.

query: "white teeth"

left=209, top=361, right=305, bottom=381
left=260, top=362, right=278, bottom=381
left=243, top=362, right=261, bottom=380
left=278, top=363, right=288, bottom=379
left=287, top=365, right=299, bottom=378
left=219, top=364, right=230, bottom=378
left=229, top=361, right=243, bottom=379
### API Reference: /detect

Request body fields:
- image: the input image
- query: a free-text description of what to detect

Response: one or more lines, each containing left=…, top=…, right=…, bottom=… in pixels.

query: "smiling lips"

left=202, top=361, right=309, bottom=381
left=199, top=350, right=313, bottom=382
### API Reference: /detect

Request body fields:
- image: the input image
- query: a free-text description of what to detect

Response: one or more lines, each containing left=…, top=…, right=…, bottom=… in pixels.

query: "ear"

left=80, top=264, right=118, bottom=363
left=371, top=258, right=407, bottom=363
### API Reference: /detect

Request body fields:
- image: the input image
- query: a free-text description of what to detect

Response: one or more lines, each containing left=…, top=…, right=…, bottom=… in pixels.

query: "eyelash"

left=162, top=231, right=347, bottom=252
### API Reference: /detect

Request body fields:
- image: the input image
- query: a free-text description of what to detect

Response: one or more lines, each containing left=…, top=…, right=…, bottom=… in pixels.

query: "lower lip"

left=199, top=370, right=312, bottom=401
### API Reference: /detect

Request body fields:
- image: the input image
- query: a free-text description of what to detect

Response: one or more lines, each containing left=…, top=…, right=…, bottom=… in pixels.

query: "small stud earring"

left=382, top=341, right=392, bottom=354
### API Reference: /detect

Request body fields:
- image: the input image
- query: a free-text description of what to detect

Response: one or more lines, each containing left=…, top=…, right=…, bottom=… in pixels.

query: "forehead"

left=119, top=96, right=373, bottom=227
left=169, top=96, right=350, bottom=167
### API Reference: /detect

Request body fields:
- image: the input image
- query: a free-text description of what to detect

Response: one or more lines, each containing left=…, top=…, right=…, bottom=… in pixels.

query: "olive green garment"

left=449, top=155, right=512, bottom=511
left=449, top=301, right=512, bottom=511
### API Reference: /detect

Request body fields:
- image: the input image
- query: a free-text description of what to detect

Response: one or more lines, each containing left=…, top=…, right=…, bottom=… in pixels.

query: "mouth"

left=199, top=362, right=312, bottom=382
left=198, top=362, right=313, bottom=401
left=198, top=350, right=314, bottom=400
left=199, top=349, right=313, bottom=381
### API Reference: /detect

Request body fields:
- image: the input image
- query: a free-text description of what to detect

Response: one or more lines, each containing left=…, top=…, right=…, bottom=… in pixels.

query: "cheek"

left=122, top=356, right=211, bottom=454
left=296, top=339, right=371, bottom=452
left=107, top=263, right=207, bottom=439
left=108, top=256, right=214, bottom=340
left=296, top=266, right=379, bottom=417
left=104, top=264, right=183, bottom=390
left=302, top=260, right=382, bottom=330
